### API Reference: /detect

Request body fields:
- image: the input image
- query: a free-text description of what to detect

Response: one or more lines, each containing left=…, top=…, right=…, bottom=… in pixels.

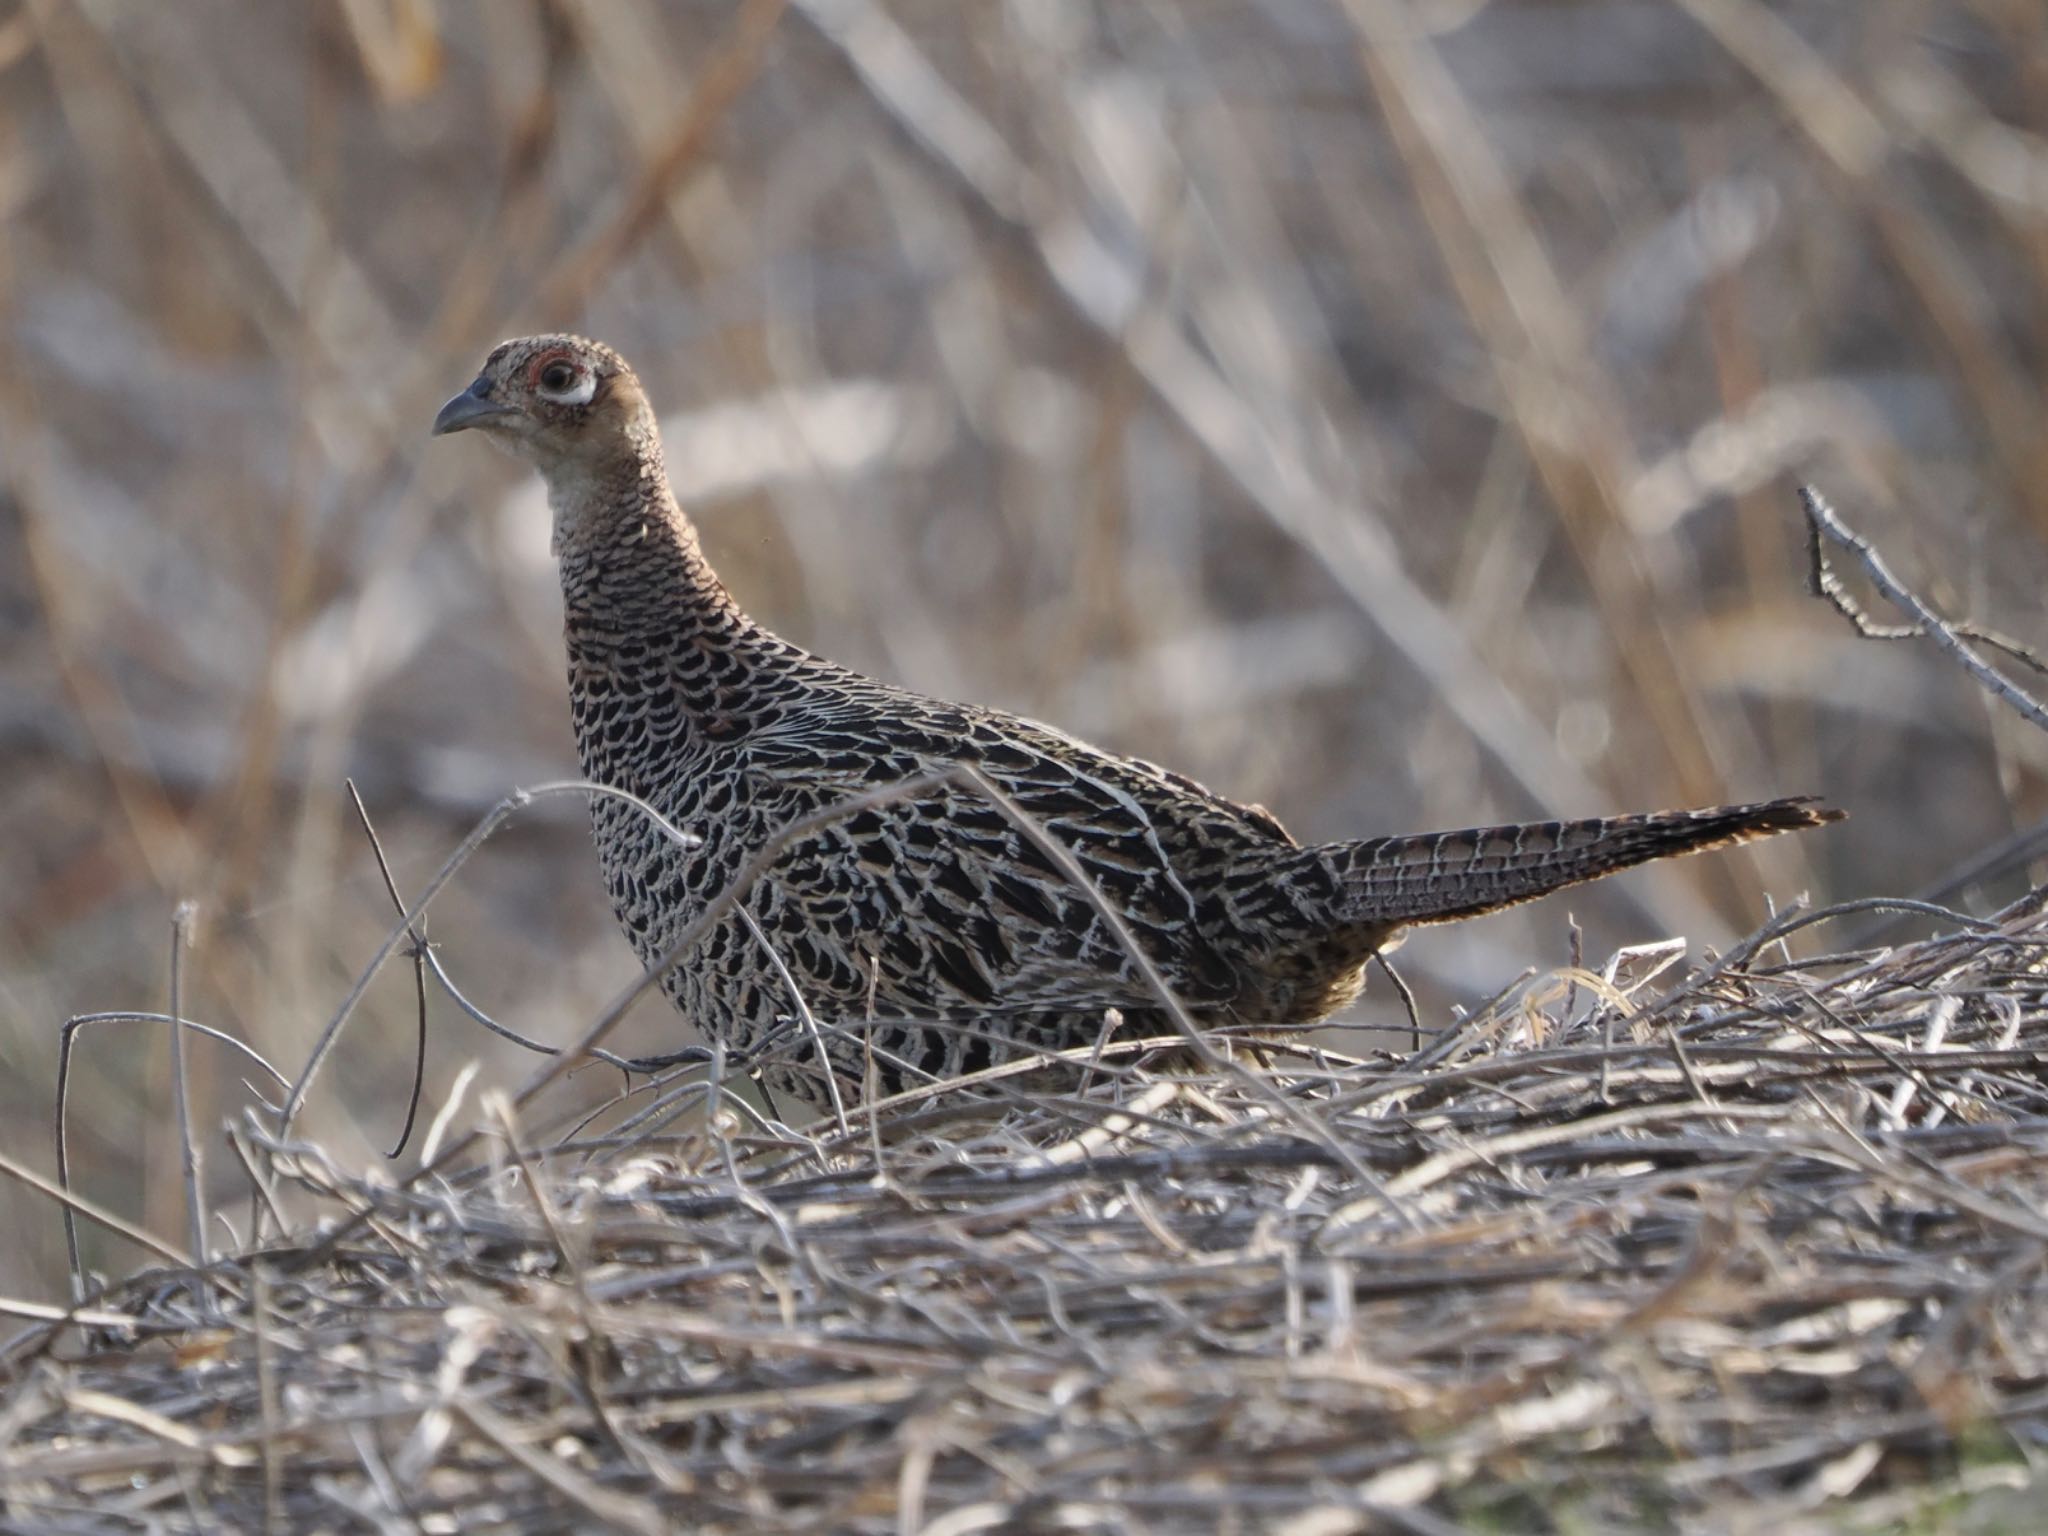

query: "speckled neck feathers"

left=551, top=417, right=737, bottom=630
left=549, top=412, right=775, bottom=770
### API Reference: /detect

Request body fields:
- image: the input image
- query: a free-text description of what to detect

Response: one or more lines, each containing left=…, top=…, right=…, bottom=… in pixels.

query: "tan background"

left=2, top=0, right=2041, bottom=1299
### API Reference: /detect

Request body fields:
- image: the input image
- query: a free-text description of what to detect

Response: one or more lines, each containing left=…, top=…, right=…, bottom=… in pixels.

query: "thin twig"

left=0, top=1147, right=193, bottom=1272
left=345, top=779, right=431, bottom=1159
left=1801, top=484, right=2048, bottom=732
left=1373, top=950, right=1424, bottom=1052
left=166, top=902, right=208, bottom=1294
left=279, top=779, right=703, bottom=1138
left=57, top=1013, right=289, bottom=1302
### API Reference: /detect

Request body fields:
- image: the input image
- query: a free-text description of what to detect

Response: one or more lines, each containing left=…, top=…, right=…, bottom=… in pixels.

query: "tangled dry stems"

left=5, top=897, right=2048, bottom=1534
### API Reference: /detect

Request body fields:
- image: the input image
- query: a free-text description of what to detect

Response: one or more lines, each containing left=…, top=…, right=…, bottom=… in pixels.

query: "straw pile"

left=6, top=896, right=2047, bottom=1534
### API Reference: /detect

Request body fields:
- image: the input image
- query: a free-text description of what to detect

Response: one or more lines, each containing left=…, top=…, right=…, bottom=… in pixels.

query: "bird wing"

left=729, top=688, right=1266, bottom=1015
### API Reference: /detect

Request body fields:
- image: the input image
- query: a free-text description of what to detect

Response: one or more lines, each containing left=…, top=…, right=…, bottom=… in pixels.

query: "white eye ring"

left=535, top=362, right=597, bottom=406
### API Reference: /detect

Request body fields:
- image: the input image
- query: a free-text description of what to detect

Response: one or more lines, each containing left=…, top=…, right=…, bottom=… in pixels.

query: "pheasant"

left=433, top=335, right=1839, bottom=1110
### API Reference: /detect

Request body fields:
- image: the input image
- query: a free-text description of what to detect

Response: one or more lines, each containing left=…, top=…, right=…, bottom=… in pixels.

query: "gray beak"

left=432, top=378, right=513, bottom=436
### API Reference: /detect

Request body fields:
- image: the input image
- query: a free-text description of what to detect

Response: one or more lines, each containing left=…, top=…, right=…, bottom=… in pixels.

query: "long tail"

left=1320, top=796, right=1841, bottom=928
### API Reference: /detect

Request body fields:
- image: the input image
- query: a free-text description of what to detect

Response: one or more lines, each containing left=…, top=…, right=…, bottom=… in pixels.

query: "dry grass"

left=5, top=897, right=2046, bottom=1532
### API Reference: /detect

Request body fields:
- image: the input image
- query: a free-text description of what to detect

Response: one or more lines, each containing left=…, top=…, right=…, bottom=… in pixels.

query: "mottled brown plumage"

left=434, top=336, right=1840, bottom=1109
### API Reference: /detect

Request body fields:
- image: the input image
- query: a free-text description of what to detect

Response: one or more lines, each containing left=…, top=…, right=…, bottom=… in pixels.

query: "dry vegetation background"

left=1, top=0, right=2044, bottom=1306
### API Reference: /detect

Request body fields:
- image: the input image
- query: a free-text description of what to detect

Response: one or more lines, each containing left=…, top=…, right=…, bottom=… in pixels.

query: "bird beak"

left=431, top=378, right=513, bottom=436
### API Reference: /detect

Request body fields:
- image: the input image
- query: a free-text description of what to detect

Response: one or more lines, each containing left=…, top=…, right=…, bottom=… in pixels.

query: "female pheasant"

left=434, top=335, right=1837, bottom=1110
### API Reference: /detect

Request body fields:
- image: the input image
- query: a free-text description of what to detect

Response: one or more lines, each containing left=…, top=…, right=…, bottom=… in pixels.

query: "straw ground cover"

left=5, top=883, right=2046, bottom=1532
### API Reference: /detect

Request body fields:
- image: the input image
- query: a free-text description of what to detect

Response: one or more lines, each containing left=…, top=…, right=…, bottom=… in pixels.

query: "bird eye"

left=531, top=353, right=599, bottom=406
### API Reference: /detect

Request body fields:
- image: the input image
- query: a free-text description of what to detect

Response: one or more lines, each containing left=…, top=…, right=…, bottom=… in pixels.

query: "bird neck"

left=551, top=440, right=792, bottom=788
left=552, top=445, right=746, bottom=641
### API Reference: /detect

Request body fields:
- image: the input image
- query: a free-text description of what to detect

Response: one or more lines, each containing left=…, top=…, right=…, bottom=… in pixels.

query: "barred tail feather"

left=1323, top=797, right=1842, bottom=928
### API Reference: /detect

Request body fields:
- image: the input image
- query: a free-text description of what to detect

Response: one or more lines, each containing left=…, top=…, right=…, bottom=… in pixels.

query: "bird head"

left=431, top=334, right=656, bottom=479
